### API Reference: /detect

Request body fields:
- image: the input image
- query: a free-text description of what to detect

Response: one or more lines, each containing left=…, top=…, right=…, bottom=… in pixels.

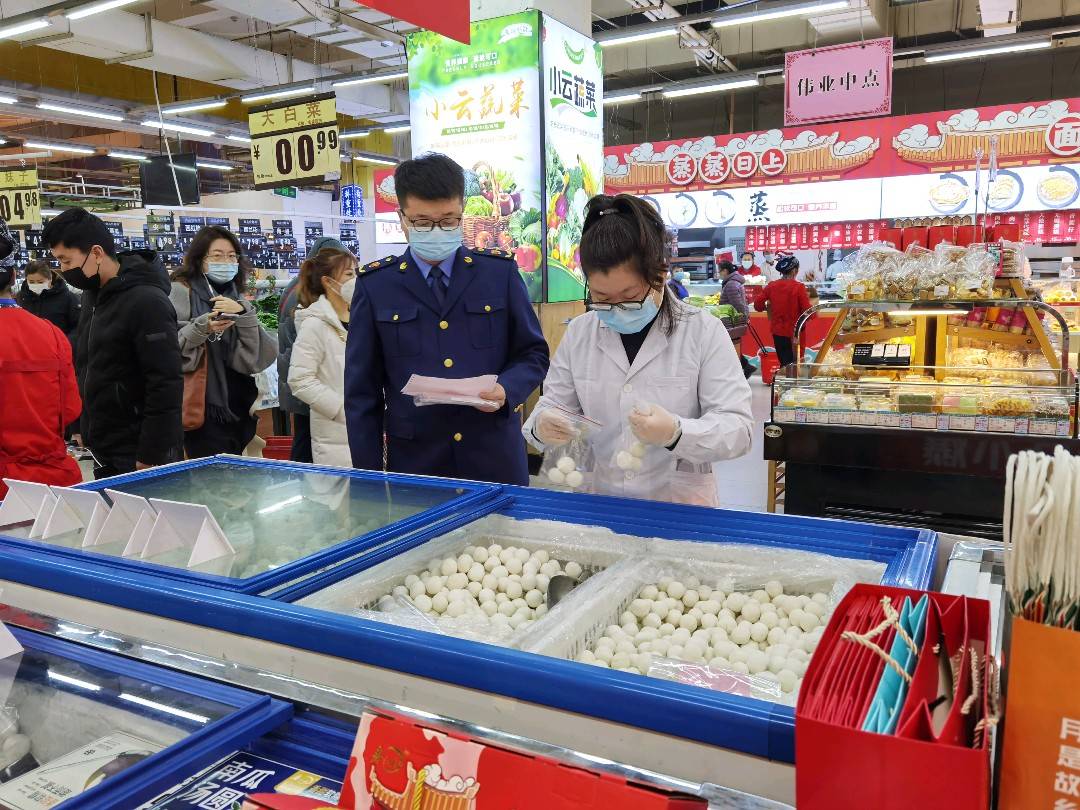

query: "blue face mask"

left=596, top=293, right=660, bottom=334
left=408, top=226, right=463, bottom=263
left=206, top=263, right=239, bottom=284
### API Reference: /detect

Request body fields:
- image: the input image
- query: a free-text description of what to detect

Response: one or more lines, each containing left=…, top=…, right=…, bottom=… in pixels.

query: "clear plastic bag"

left=539, top=406, right=601, bottom=492
left=954, top=244, right=996, bottom=299
left=647, top=657, right=783, bottom=701
left=847, top=243, right=902, bottom=301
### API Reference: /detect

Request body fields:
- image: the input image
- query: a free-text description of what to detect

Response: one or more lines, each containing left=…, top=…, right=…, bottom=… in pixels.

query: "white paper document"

left=401, top=374, right=499, bottom=410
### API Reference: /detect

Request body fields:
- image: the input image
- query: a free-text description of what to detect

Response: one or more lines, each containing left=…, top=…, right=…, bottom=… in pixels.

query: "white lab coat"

left=523, top=294, right=754, bottom=506
left=288, top=295, right=350, bottom=467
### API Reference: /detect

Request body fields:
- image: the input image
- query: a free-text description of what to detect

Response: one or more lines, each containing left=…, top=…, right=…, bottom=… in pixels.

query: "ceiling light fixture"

left=226, top=134, right=251, bottom=143
left=662, top=77, right=760, bottom=98
left=0, top=95, right=17, bottom=104
left=24, top=141, right=96, bottom=155
left=196, top=161, right=233, bottom=171
left=711, top=0, right=850, bottom=28
left=332, top=70, right=409, bottom=89
left=923, top=39, right=1051, bottom=62
left=141, top=120, right=215, bottom=137
left=37, top=102, right=124, bottom=122
left=241, top=87, right=315, bottom=104
left=603, top=92, right=643, bottom=105
left=66, top=0, right=142, bottom=20
left=108, top=151, right=148, bottom=161
left=383, top=124, right=410, bottom=134
left=162, top=100, right=228, bottom=115
left=353, top=155, right=398, bottom=166
left=599, top=29, right=678, bottom=48
left=0, top=19, right=50, bottom=40
left=340, top=129, right=371, bottom=140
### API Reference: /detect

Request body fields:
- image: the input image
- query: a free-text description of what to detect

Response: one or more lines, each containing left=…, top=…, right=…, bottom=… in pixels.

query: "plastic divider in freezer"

left=5, top=627, right=292, bottom=810
left=0, top=455, right=501, bottom=594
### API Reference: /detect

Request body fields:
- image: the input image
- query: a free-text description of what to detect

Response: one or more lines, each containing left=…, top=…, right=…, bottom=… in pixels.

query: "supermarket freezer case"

left=0, top=459, right=936, bottom=805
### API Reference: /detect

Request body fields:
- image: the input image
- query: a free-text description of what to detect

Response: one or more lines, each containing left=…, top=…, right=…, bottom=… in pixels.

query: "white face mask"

left=741, top=259, right=753, bottom=270
left=27, top=281, right=49, bottom=294
left=338, top=277, right=356, bottom=304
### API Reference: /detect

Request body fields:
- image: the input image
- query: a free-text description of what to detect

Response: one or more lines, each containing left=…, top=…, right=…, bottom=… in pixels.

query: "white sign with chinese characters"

left=785, top=38, right=893, bottom=126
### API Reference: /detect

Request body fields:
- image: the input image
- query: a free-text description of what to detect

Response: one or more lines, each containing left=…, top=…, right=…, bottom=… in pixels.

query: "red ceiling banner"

left=360, top=0, right=471, bottom=44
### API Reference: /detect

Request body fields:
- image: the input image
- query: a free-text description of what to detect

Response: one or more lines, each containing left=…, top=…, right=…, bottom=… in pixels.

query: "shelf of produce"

left=0, top=460, right=937, bottom=806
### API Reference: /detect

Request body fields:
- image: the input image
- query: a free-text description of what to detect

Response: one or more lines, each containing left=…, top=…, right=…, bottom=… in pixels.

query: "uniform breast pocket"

left=375, top=307, right=421, bottom=357
left=465, top=298, right=506, bottom=349
left=651, top=375, right=694, bottom=413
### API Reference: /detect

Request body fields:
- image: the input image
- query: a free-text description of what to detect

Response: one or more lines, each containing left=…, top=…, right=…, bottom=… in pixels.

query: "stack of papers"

left=402, top=374, right=500, bottom=410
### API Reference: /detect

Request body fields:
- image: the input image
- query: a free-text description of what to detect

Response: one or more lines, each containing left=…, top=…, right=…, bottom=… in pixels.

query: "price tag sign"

left=249, top=92, right=341, bottom=190
left=0, top=168, right=40, bottom=227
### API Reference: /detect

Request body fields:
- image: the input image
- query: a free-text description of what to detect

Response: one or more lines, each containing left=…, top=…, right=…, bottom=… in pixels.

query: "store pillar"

left=471, top=0, right=590, bottom=34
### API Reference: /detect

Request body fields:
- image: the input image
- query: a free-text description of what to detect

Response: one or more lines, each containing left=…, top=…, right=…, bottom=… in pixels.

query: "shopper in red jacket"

left=754, top=255, right=811, bottom=368
left=0, top=222, right=83, bottom=498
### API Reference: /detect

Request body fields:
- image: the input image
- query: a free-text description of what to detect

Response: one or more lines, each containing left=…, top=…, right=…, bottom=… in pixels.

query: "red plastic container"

left=759, top=349, right=781, bottom=384
left=263, top=436, right=292, bottom=460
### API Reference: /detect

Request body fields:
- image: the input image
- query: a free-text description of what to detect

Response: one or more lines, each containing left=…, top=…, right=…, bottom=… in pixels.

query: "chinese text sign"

left=785, top=37, right=892, bottom=126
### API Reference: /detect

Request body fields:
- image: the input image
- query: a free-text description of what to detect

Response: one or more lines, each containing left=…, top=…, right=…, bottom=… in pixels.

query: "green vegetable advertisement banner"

left=408, top=12, right=545, bottom=301
left=542, top=15, right=604, bottom=303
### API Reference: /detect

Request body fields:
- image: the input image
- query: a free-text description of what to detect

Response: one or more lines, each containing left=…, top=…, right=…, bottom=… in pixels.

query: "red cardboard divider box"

left=926, top=225, right=956, bottom=249
left=901, top=227, right=930, bottom=250
left=248, top=713, right=705, bottom=810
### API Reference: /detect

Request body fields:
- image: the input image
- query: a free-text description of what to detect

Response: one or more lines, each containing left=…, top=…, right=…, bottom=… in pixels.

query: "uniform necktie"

left=428, top=265, right=448, bottom=308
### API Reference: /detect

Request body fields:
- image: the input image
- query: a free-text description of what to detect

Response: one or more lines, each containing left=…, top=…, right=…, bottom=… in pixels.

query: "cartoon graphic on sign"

left=369, top=763, right=480, bottom=810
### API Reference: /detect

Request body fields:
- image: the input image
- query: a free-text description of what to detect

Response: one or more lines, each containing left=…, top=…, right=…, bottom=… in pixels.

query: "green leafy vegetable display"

left=464, top=196, right=494, bottom=216
left=546, top=145, right=566, bottom=198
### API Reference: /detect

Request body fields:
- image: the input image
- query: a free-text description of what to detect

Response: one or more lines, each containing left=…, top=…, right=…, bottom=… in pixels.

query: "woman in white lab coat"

left=523, top=194, right=754, bottom=506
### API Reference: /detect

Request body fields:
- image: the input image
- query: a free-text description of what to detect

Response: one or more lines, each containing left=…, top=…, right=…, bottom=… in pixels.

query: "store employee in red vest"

left=344, top=153, right=549, bottom=485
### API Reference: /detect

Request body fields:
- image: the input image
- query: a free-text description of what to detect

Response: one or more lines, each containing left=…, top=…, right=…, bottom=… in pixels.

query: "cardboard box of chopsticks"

left=999, top=617, right=1080, bottom=809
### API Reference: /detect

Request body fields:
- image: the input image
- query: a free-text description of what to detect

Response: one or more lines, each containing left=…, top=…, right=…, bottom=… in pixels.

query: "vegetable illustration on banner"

left=542, top=14, right=603, bottom=303
left=408, top=12, right=545, bottom=301
left=0, top=169, right=40, bottom=227
left=249, top=93, right=341, bottom=190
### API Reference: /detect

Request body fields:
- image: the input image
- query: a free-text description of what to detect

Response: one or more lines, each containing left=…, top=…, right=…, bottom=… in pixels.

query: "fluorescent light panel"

left=37, top=102, right=124, bottom=122
left=0, top=19, right=50, bottom=39
left=604, top=92, right=642, bottom=105
left=163, top=100, right=227, bottom=115
left=141, top=120, right=215, bottom=137
left=66, top=0, right=142, bottom=20
left=600, top=29, right=677, bottom=48
left=226, top=134, right=251, bottom=143
left=24, top=141, right=95, bottom=154
left=109, top=151, right=148, bottom=161
left=924, top=39, right=1051, bottom=62
left=354, top=155, right=397, bottom=166
left=332, top=70, right=408, bottom=88
left=383, top=125, right=410, bottom=134
left=196, top=161, right=233, bottom=171
left=241, top=87, right=313, bottom=104
left=0, top=95, right=17, bottom=104
left=712, top=0, right=850, bottom=27
left=662, top=78, right=759, bottom=98
left=340, top=129, right=371, bottom=140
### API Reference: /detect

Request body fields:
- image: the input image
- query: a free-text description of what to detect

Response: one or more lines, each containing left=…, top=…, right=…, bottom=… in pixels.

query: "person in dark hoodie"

left=43, top=207, right=183, bottom=479
left=16, top=260, right=81, bottom=354
left=718, top=260, right=754, bottom=379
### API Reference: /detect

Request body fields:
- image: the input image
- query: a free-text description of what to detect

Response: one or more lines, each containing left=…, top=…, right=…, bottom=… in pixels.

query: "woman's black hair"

left=718, top=260, right=737, bottom=275
left=580, top=193, right=682, bottom=336
left=171, top=225, right=252, bottom=294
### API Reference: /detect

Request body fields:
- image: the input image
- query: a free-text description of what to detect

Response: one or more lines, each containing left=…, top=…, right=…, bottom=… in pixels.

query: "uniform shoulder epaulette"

left=359, top=255, right=396, bottom=275
left=472, top=247, right=514, bottom=261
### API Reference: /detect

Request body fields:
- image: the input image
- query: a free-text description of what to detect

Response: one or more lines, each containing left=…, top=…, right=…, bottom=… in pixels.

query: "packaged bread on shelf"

left=981, top=392, right=1035, bottom=417
left=954, top=244, right=997, bottom=299
left=779, top=388, right=824, bottom=408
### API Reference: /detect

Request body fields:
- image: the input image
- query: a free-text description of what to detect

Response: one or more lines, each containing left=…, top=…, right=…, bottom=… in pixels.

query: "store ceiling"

left=0, top=0, right=1074, bottom=194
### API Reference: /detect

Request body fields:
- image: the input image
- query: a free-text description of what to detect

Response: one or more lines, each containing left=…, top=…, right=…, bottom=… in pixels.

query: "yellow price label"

left=0, top=169, right=40, bottom=227
left=251, top=125, right=340, bottom=190
left=248, top=97, right=336, bottom=137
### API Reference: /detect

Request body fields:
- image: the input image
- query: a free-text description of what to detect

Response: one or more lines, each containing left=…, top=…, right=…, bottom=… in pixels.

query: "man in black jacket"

left=43, top=208, right=183, bottom=479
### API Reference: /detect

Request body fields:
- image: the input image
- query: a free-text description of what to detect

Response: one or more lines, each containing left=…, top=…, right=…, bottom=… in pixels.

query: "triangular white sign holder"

left=0, top=622, right=22, bottom=710
left=100, top=489, right=158, bottom=555
left=43, top=487, right=111, bottom=547
left=145, top=498, right=235, bottom=568
left=0, top=479, right=54, bottom=529
left=28, top=490, right=58, bottom=540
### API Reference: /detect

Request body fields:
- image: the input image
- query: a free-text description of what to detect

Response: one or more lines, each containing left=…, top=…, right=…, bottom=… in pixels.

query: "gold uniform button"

left=453, top=432, right=463, bottom=442
left=514, top=404, right=523, bottom=413
left=464, top=256, right=473, bottom=264
left=392, top=314, right=399, bottom=321
left=439, top=320, right=449, bottom=330
left=444, top=358, right=453, bottom=368
left=484, top=305, right=492, bottom=312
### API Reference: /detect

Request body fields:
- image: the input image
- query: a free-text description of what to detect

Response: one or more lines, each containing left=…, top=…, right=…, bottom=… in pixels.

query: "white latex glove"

left=535, top=409, right=577, bottom=446
left=629, top=403, right=681, bottom=447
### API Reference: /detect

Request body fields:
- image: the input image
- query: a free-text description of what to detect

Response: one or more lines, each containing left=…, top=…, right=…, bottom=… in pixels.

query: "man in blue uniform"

left=345, top=153, right=549, bottom=485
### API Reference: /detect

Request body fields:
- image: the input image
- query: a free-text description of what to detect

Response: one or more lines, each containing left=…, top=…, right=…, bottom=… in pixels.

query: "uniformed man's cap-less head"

left=580, top=193, right=680, bottom=336
left=42, top=206, right=120, bottom=289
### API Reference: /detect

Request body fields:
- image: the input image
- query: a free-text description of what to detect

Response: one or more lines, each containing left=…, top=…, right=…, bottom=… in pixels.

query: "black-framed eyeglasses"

left=584, top=289, right=653, bottom=312
left=399, top=211, right=463, bottom=233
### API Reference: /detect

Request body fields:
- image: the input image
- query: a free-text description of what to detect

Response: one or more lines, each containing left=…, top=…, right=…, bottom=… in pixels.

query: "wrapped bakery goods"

left=987, top=348, right=1024, bottom=370
left=779, top=388, right=824, bottom=408
left=954, top=244, right=996, bottom=299
left=1025, top=355, right=1061, bottom=387
left=980, top=392, right=1035, bottom=417
left=846, top=243, right=901, bottom=300
left=996, top=240, right=1024, bottom=278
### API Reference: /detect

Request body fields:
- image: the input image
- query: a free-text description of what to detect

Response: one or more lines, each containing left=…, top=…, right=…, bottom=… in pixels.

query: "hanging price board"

left=0, top=168, right=40, bottom=227
left=249, top=92, right=341, bottom=191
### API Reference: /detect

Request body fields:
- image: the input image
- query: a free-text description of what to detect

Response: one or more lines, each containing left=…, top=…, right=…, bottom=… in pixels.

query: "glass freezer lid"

left=2, top=460, right=471, bottom=581
left=0, top=636, right=235, bottom=804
